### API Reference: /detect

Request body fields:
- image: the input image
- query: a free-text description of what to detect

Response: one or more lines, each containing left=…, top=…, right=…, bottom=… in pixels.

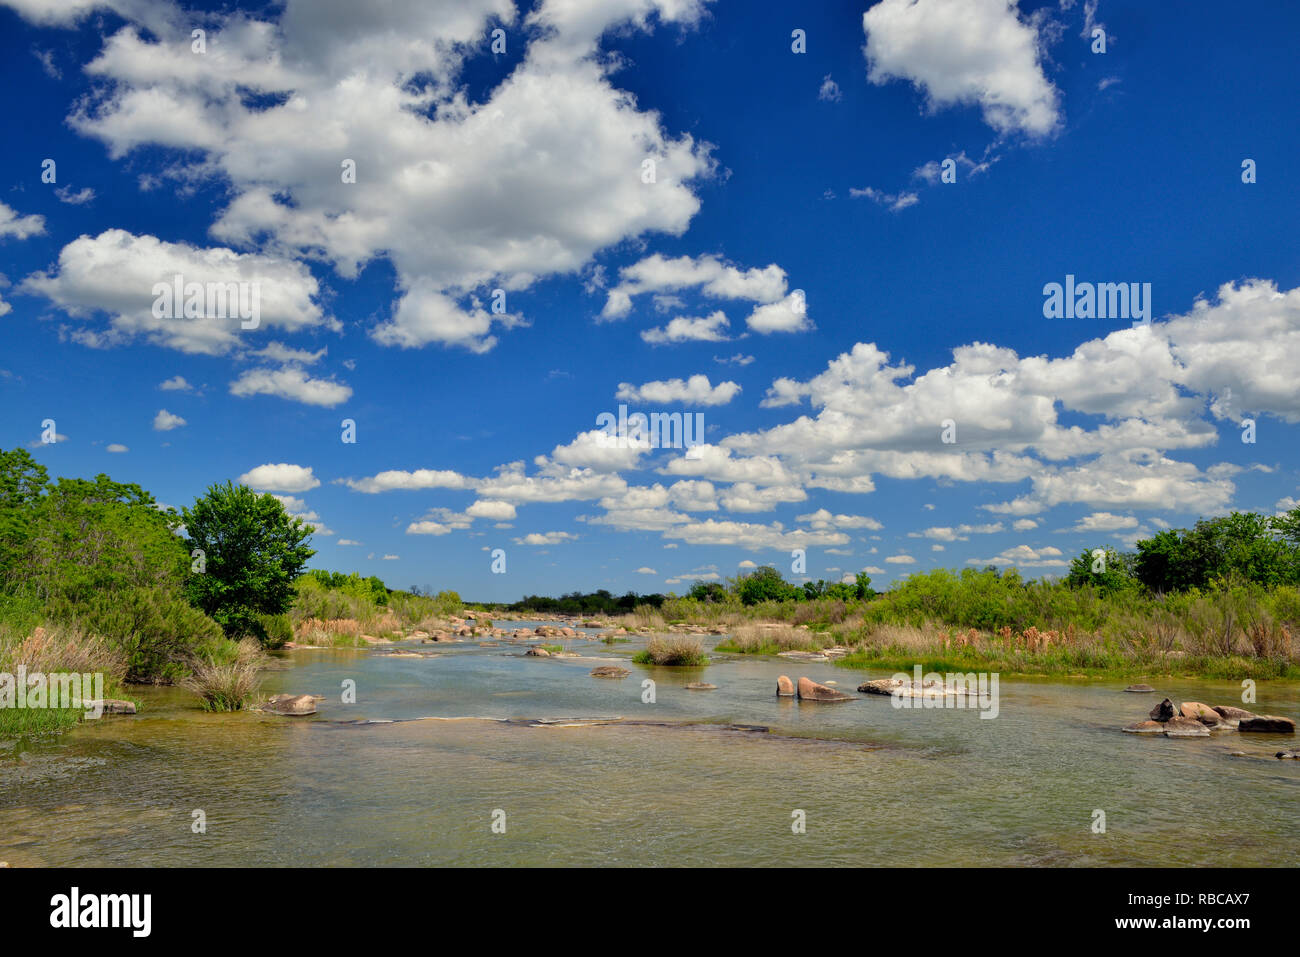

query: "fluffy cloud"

left=39, top=1, right=715, bottom=354
left=796, top=509, right=884, bottom=531
left=720, top=280, right=1300, bottom=517
left=465, top=499, right=517, bottom=521
left=239, top=463, right=320, bottom=493
left=152, top=408, right=185, bottom=430
left=343, top=468, right=470, bottom=494
left=21, top=230, right=330, bottom=355
left=616, top=374, right=740, bottom=406
left=159, top=375, right=194, bottom=391
left=744, top=292, right=812, bottom=334
left=968, top=544, right=1066, bottom=567
left=514, top=531, right=577, bottom=545
left=641, top=310, right=730, bottom=344
left=862, top=0, right=1061, bottom=136
left=0, top=201, right=45, bottom=239
left=910, top=522, right=1004, bottom=541
left=601, top=253, right=788, bottom=320
left=1067, top=511, right=1139, bottom=532
left=229, top=365, right=352, bottom=407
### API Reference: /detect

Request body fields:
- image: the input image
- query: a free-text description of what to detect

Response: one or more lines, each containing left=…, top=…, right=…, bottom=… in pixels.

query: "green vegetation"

left=0, top=449, right=225, bottom=685
left=473, top=589, right=665, bottom=616
left=622, top=510, right=1300, bottom=678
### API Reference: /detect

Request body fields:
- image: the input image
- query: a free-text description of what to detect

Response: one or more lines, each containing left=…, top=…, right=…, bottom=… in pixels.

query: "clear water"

left=2, top=630, right=1297, bottom=867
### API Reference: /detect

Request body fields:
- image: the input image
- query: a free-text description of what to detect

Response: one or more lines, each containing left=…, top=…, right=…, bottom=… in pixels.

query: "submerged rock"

left=686, top=682, right=717, bottom=691
left=263, top=694, right=317, bottom=716
left=1122, top=720, right=1166, bottom=734
left=796, top=676, right=853, bottom=702
left=1124, top=684, right=1157, bottom=693
left=1148, top=698, right=1179, bottom=722
left=1163, top=716, right=1211, bottom=737
left=1276, top=749, right=1300, bottom=759
left=524, top=647, right=550, bottom=657
left=858, top=678, right=905, bottom=696
left=776, top=675, right=795, bottom=697
left=590, top=665, right=629, bottom=678
left=91, top=699, right=137, bottom=715
left=777, top=650, right=829, bottom=662
left=1239, top=715, right=1296, bottom=733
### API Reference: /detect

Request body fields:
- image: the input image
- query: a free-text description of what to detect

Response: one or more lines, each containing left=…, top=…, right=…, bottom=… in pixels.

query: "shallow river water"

left=2, top=626, right=1297, bottom=867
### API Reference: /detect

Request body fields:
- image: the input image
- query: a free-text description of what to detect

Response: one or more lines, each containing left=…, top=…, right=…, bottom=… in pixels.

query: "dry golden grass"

left=635, top=635, right=707, bottom=666
left=294, top=617, right=367, bottom=647
left=0, top=624, right=127, bottom=683
left=724, top=623, right=818, bottom=652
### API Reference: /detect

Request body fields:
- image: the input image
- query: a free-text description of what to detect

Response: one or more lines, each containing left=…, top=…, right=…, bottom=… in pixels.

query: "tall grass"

left=633, top=636, right=708, bottom=666
left=0, top=622, right=129, bottom=735
left=715, top=623, right=821, bottom=655
left=181, top=638, right=265, bottom=712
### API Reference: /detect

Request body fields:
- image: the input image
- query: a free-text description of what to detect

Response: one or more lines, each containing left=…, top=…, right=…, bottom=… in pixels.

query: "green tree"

left=27, top=473, right=189, bottom=603
left=1065, top=546, right=1138, bottom=596
left=183, top=482, right=315, bottom=640
left=737, top=565, right=797, bottom=605
left=0, top=448, right=50, bottom=585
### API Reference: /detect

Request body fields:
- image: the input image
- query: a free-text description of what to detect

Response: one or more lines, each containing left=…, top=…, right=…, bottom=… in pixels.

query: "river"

left=2, top=626, right=1297, bottom=866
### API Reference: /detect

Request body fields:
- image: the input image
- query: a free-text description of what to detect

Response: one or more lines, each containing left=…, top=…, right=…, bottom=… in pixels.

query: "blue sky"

left=2, top=0, right=1299, bottom=601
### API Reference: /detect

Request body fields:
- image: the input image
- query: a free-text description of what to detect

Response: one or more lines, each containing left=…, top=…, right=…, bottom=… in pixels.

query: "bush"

left=47, top=585, right=224, bottom=684
left=257, top=613, right=294, bottom=650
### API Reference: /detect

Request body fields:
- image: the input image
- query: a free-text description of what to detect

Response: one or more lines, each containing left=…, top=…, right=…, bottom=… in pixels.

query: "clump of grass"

left=182, top=638, right=265, bottom=712
left=294, top=617, right=368, bottom=648
left=0, top=624, right=129, bottom=736
left=539, top=643, right=565, bottom=654
left=633, top=635, right=708, bottom=666
left=715, top=623, right=820, bottom=655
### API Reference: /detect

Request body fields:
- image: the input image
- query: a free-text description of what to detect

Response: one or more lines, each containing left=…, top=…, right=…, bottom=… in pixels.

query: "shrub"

left=49, top=585, right=224, bottom=684
left=258, top=613, right=294, bottom=650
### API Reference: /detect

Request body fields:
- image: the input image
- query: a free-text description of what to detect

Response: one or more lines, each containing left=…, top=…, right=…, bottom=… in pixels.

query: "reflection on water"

left=2, top=631, right=1297, bottom=867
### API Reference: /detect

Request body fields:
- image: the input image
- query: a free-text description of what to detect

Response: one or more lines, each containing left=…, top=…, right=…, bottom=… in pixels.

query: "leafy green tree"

left=687, top=580, right=722, bottom=602
left=183, top=482, right=315, bottom=640
left=27, top=473, right=189, bottom=602
left=0, top=448, right=50, bottom=585
left=737, top=565, right=798, bottom=605
left=1134, top=512, right=1299, bottom=593
left=1065, top=546, right=1138, bottom=596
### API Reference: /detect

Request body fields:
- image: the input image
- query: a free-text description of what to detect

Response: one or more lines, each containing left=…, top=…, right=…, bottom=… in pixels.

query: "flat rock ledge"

left=1123, top=684, right=1157, bottom=693
left=856, top=677, right=981, bottom=699
left=590, top=665, right=630, bottom=679
left=262, top=693, right=319, bottom=716
left=796, top=676, right=853, bottom=702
